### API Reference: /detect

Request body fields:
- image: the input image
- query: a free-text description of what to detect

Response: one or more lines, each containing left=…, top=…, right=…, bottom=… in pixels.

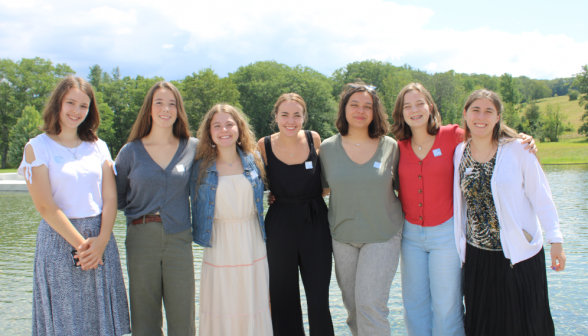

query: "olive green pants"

left=126, top=222, right=195, bottom=336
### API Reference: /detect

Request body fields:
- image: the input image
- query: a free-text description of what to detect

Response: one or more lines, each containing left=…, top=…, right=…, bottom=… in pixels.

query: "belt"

left=131, top=214, right=162, bottom=225
left=274, top=193, right=323, bottom=225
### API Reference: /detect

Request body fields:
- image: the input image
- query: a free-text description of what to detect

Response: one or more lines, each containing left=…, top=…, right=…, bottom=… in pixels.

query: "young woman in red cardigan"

left=391, top=83, right=536, bottom=336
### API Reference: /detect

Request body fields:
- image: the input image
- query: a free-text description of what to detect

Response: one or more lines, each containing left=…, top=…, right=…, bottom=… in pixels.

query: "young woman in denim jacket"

left=190, top=104, right=272, bottom=336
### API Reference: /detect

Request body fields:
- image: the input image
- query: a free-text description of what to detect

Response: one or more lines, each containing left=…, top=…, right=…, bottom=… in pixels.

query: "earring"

left=238, top=142, right=242, bottom=145
left=211, top=144, right=216, bottom=148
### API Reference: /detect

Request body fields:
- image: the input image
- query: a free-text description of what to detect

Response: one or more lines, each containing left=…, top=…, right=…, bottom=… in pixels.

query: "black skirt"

left=464, top=243, right=555, bottom=336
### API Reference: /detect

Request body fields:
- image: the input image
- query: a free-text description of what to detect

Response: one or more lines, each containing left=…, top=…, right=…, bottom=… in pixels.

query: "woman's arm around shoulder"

left=114, top=143, right=133, bottom=210
left=257, top=137, right=267, bottom=165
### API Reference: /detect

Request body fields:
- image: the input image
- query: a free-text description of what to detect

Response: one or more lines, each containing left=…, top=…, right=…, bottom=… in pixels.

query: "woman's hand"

left=77, top=236, right=108, bottom=270
left=550, top=243, right=566, bottom=271
left=267, top=192, right=276, bottom=205
left=322, top=188, right=331, bottom=197
left=519, top=133, right=538, bottom=154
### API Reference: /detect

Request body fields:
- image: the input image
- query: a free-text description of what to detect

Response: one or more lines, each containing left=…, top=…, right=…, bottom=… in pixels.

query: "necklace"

left=471, top=142, right=496, bottom=163
left=56, top=137, right=81, bottom=160
left=218, top=155, right=238, bottom=167
left=412, top=136, right=431, bottom=151
left=276, top=135, right=301, bottom=157
left=343, top=136, right=371, bottom=151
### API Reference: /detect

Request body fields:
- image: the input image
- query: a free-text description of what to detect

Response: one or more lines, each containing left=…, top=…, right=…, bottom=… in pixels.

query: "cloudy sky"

left=1, top=0, right=587, bottom=81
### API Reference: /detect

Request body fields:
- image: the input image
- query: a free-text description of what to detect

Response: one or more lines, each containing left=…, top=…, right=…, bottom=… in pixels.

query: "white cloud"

left=0, top=0, right=586, bottom=80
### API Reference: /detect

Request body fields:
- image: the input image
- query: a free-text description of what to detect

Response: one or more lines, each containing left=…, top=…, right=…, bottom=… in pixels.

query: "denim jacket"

left=190, top=148, right=266, bottom=247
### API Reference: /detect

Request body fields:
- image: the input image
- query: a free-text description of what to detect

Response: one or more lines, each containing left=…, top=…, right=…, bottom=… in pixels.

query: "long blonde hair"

left=195, top=104, right=266, bottom=183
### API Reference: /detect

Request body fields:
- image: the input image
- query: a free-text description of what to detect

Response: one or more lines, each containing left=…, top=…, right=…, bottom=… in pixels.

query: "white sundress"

left=198, top=174, right=273, bottom=336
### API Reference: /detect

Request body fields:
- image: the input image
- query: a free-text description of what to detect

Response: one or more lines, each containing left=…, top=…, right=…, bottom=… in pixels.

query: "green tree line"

left=1, top=57, right=587, bottom=168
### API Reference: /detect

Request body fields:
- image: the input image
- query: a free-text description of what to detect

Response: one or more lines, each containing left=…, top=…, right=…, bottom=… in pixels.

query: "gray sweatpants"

left=332, top=231, right=402, bottom=336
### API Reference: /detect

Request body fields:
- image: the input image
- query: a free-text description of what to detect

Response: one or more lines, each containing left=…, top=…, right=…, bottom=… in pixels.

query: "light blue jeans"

left=400, top=218, right=465, bottom=336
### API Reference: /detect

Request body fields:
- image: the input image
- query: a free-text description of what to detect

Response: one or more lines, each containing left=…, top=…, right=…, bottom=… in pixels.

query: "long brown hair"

left=195, top=104, right=266, bottom=184
left=336, top=82, right=390, bottom=138
left=127, top=81, right=191, bottom=142
left=391, top=82, right=442, bottom=141
left=42, top=76, right=99, bottom=142
left=462, top=89, right=520, bottom=144
left=270, top=93, right=308, bottom=129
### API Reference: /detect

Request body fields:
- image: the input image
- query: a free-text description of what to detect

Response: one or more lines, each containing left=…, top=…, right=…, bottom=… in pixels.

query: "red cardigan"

left=398, top=125, right=464, bottom=226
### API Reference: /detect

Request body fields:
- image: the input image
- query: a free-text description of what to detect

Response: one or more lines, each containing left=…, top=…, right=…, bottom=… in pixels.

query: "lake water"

left=1, top=165, right=587, bottom=335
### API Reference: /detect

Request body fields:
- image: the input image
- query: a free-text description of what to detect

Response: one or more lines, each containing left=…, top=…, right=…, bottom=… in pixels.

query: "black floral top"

left=459, top=142, right=502, bottom=251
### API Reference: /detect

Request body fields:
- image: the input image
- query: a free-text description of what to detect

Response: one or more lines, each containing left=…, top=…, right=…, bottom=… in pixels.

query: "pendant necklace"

left=219, top=156, right=238, bottom=167
left=57, top=138, right=81, bottom=160
left=413, top=136, right=431, bottom=151
left=276, top=136, right=300, bottom=157
left=344, top=137, right=370, bottom=151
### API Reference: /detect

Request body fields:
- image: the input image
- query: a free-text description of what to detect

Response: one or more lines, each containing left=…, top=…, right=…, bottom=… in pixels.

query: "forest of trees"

left=1, top=57, right=587, bottom=168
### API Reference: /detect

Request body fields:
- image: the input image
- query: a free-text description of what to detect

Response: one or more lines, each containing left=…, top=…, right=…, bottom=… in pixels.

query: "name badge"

left=465, top=167, right=474, bottom=176
left=433, top=148, right=442, bottom=157
left=250, top=171, right=258, bottom=179
left=54, top=156, right=65, bottom=163
left=373, top=161, right=381, bottom=169
left=305, top=161, right=313, bottom=169
left=176, top=164, right=185, bottom=172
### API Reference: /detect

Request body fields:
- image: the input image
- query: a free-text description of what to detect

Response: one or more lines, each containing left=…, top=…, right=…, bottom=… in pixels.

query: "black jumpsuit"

left=264, top=131, right=335, bottom=336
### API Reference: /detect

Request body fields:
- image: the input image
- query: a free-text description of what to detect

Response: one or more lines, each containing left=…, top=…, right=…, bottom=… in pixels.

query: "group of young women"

left=19, top=74, right=566, bottom=336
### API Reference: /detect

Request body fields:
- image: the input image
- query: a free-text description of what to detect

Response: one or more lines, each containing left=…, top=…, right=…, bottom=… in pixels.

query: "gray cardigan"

left=115, top=137, right=199, bottom=234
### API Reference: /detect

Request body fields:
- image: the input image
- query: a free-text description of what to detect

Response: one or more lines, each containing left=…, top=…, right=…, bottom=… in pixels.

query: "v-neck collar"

left=338, top=134, right=384, bottom=167
left=138, top=138, right=186, bottom=171
left=408, top=133, right=439, bottom=161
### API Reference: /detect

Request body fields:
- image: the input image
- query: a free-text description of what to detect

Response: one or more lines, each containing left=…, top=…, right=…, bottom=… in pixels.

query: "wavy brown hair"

left=462, top=89, right=520, bottom=144
left=195, top=104, right=266, bottom=184
left=336, top=82, right=390, bottom=138
left=42, top=76, right=99, bottom=142
left=127, top=81, right=191, bottom=143
left=270, top=93, right=308, bottom=129
left=391, top=82, right=442, bottom=141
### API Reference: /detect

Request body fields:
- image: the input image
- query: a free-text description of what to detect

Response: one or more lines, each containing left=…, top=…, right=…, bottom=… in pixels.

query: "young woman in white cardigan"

left=453, top=89, right=565, bottom=336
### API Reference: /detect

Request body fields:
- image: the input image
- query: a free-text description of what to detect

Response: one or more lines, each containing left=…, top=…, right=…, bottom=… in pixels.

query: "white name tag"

left=305, top=161, right=313, bottom=169
left=54, top=156, right=65, bottom=163
left=250, top=171, right=258, bottom=179
left=433, top=148, right=442, bottom=157
left=373, top=161, right=381, bottom=169
left=465, top=167, right=474, bottom=175
left=176, top=164, right=185, bottom=172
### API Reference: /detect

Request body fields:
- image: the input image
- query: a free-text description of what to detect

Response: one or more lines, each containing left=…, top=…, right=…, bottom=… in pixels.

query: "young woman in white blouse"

left=18, top=76, right=130, bottom=335
left=453, top=89, right=565, bottom=336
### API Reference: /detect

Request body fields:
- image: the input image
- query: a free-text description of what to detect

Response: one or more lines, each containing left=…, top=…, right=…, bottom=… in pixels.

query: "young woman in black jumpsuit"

left=258, top=93, right=334, bottom=336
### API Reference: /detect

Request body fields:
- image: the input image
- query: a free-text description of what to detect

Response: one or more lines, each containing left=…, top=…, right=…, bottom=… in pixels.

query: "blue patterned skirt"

left=32, top=215, right=131, bottom=336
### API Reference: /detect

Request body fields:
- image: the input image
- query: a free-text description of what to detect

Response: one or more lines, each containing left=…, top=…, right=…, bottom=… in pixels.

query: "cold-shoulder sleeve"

left=97, top=139, right=117, bottom=175
left=17, top=136, right=49, bottom=184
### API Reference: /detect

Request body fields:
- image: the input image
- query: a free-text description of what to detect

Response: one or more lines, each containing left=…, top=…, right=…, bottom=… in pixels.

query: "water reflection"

left=1, top=165, right=587, bottom=335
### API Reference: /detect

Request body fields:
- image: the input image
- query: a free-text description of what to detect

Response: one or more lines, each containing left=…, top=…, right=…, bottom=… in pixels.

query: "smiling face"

left=276, top=100, right=304, bottom=136
left=345, top=91, right=374, bottom=131
left=464, top=98, right=500, bottom=140
left=402, top=90, right=432, bottom=130
left=59, top=88, right=91, bottom=131
left=151, top=88, right=178, bottom=129
left=210, top=111, right=239, bottom=148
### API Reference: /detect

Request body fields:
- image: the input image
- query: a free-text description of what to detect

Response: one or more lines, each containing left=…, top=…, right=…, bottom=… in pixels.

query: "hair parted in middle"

left=391, top=82, right=442, bottom=141
left=127, top=81, right=191, bottom=143
left=336, top=82, right=390, bottom=138
left=195, top=104, right=266, bottom=184
left=462, top=89, right=520, bottom=144
left=271, top=93, right=308, bottom=129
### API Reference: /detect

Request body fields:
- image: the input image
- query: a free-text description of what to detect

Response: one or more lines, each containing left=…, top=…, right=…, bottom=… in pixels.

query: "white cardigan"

left=453, top=138, right=563, bottom=265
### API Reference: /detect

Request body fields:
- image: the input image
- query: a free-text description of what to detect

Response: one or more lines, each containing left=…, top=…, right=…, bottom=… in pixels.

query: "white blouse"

left=17, top=133, right=115, bottom=219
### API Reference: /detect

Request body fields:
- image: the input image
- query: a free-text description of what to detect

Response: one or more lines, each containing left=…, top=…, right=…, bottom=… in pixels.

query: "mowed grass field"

left=0, top=169, right=17, bottom=173
left=533, top=95, right=588, bottom=164
left=537, top=137, right=588, bottom=164
left=536, top=95, right=585, bottom=132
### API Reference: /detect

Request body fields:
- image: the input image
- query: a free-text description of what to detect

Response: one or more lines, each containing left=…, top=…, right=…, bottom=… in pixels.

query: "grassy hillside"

left=537, top=137, right=588, bottom=164
left=535, top=95, right=585, bottom=134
